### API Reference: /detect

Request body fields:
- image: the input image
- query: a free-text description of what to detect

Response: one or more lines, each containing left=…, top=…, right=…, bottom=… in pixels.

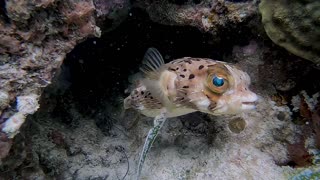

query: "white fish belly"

left=141, top=107, right=197, bottom=118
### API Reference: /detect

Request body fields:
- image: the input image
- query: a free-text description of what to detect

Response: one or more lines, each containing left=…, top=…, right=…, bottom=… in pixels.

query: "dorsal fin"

left=139, top=48, right=164, bottom=79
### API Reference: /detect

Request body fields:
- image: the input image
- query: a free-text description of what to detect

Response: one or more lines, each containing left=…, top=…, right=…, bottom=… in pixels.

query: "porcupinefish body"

left=124, top=48, right=258, bottom=117
left=125, top=48, right=258, bottom=179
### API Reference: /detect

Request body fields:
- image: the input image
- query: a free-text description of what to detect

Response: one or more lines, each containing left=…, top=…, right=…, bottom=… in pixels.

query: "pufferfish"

left=124, top=48, right=258, bottom=117
left=124, top=48, right=258, bottom=179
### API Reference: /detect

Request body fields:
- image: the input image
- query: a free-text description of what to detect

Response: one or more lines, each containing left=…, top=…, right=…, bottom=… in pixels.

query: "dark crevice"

left=0, top=0, right=10, bottom=24
left=226, top=0, right=250, bottom=2
left=168, top=0, right=189, bottom=5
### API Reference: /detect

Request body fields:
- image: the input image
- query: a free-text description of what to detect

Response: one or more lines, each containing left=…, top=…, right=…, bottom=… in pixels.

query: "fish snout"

left=240, top=91, right=258, bottom=110
left=213, top=91, right=258, bottom=115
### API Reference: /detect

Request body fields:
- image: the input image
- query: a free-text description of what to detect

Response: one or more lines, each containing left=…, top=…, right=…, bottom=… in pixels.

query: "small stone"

left=277, top=111, right=287, bottom=121
left=0, top=91, right=10, bottom=110
left=228, top=117, right=246, bottom=133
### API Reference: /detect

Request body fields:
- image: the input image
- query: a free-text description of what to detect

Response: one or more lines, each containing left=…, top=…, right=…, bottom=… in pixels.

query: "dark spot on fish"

left=205, top=95, right=210, bottom=99
left=177, top=97, right=185, bottom=102
left=168, top=68, right=176, bottom=71
left=134, top=90, right=138, bottom=94
left=148, top=92, right=151, bottom=95
left=194, top=59, right=201, bottom=61
left=189, top=74, right=195, bottom=79
left=150, top=97, right=154, bottom=99
left=180, top=75, right=185, bottom=78
left=198, top=65, right=204, bottom=70
left=183, top=86, right=189, bottom=88
left=244, top=88, right=247, bottom=90
left=176, top=67, right=179, bottom=70
left=141, top=91, right=144, bottom=95
left=184, top=59, right=192, bottom=64
left=183, top=69, right=187, bottom=72
left=144, top=96, right=148, bottom=98
left=209, top=102, right=217, bottom=110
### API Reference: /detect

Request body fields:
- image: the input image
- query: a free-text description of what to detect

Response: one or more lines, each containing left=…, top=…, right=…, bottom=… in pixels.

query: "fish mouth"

left=242, top=101, right=257, bottom=105
left=241, top=101, right=258, bottom=110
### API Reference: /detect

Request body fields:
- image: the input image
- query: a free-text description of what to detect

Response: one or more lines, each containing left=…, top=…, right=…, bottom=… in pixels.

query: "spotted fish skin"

left=124, top=48, right=258, bottom=118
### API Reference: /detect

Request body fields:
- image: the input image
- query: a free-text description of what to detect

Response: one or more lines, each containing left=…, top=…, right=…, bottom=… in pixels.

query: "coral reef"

left=0, top=0, right=130, bottom=160
left=290, top=167, right=320, bottom=180
left=287, top=91, right=320, bottom=168
left=0, top=0, right=320, bottom=179
left=135, top=0, right=258, bottom=33
left=3, top=21, right=320, bottom=177
left=259, top=0, right=320, bottom=64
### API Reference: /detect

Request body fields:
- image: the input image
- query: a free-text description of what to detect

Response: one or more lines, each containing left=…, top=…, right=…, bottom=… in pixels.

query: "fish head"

left=174, top=60, right=258, bottom=115
left=205, top=63, right=258, bottom=115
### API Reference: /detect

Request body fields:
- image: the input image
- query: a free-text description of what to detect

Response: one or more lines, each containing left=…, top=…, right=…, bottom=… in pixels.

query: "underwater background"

left=0, top=0, right=320, bottom=179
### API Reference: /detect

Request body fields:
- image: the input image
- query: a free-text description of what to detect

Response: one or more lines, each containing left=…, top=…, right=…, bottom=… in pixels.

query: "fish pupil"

left=213, top=76, right=224, bottom=87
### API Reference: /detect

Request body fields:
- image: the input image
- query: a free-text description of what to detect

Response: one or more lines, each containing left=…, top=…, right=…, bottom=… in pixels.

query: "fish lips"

left=241, top=100, right=258, bottom=110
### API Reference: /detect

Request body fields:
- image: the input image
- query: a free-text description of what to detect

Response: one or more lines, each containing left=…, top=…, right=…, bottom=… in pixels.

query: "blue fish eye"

left=213, top=76, right=224, bottom=87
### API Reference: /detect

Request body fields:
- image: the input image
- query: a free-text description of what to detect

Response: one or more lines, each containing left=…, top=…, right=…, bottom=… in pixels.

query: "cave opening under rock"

left=41, top=8, right=257, bottom=133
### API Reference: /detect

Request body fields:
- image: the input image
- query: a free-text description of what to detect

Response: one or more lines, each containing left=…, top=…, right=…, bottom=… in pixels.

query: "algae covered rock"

left=259, top=0, right=320, bottom=64
left=135, top=0, right=258, bottom=33
left=0, top=0, right=130, bottom=160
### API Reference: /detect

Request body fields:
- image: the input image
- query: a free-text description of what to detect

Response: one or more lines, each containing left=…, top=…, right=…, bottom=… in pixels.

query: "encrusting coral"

left=135, top=0, right=258, bottom=33
left=0, top=0, right=130, bottom=160
left=259, top=0, right=320, bottom=64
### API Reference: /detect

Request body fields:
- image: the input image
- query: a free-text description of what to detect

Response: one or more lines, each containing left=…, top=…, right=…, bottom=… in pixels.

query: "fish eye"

left=206, top=64, right=232, bottom=94
left=212, top=76, right=224, bottom=87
